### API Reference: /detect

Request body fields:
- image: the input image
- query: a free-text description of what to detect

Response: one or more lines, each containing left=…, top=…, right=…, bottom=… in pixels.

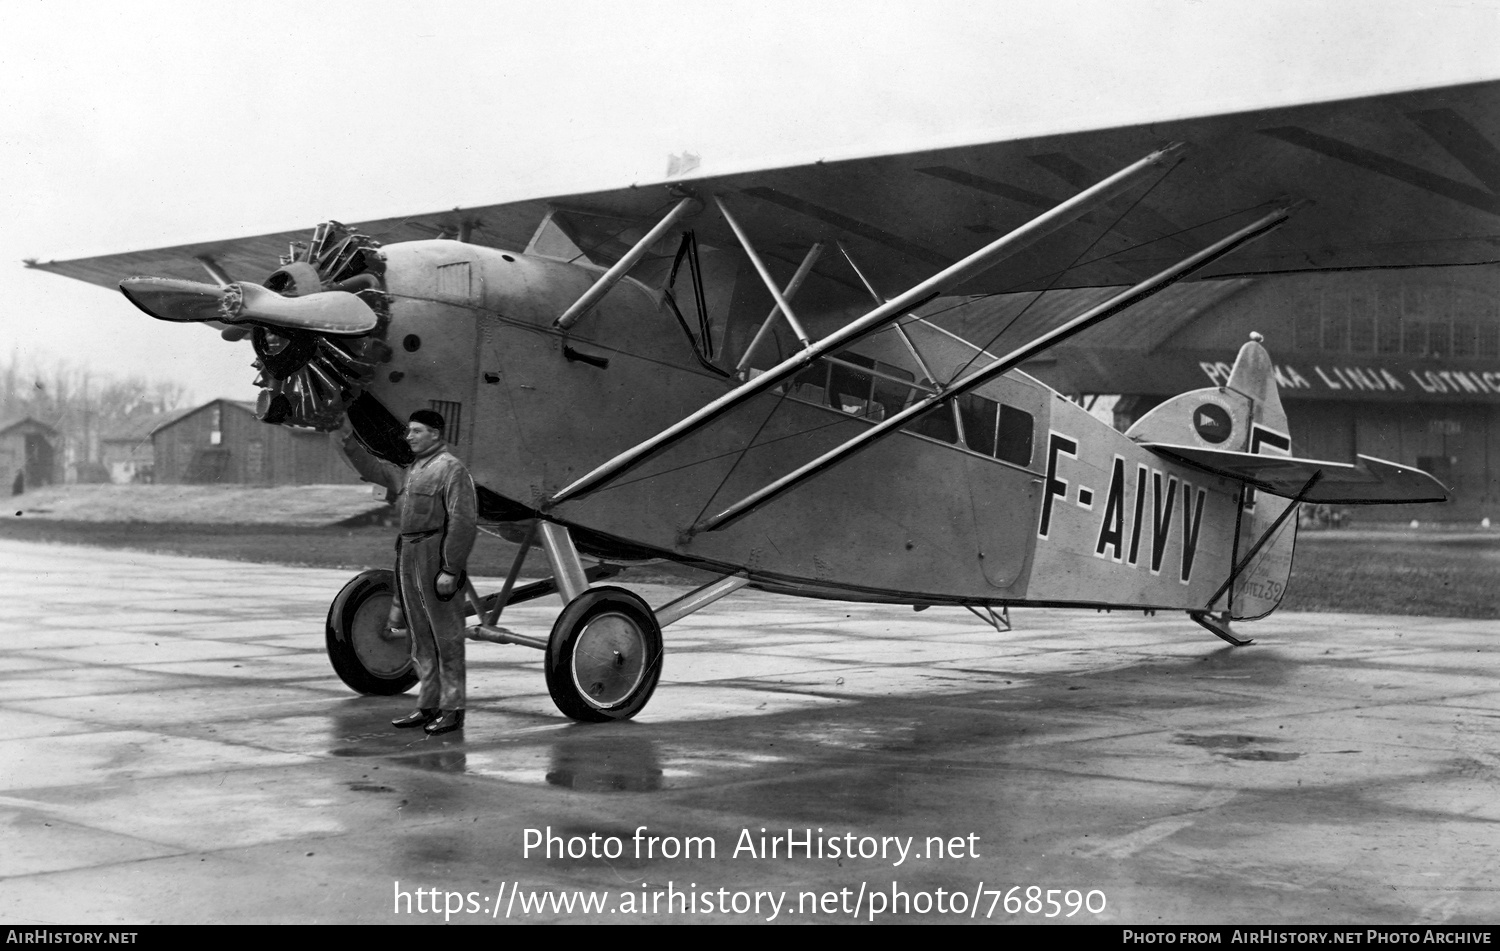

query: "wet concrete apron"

left=0, top=540, right=1496, bottom=924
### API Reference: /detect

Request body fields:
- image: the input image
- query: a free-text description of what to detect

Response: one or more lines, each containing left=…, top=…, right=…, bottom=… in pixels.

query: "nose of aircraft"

left=113, top=221, right=396, bottom=432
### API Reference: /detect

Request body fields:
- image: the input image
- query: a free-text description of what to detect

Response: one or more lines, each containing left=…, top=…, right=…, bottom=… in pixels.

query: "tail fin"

left=1125, top=333, right=1295, bottom=620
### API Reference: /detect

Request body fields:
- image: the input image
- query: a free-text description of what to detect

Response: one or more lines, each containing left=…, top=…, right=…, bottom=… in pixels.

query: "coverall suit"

left=343, top=434, right=477, bottom=711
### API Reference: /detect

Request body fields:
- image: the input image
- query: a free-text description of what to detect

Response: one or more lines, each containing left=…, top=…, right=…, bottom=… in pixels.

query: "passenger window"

left=869, top=360, right=914, bottom=421
left=905, top=403, right=959, bottom=443
left=784, top=352, right=920, bottom=428
left=957, top=394, right=998, bottom=457
left=829, top=353, right=874, bottom=416
left=996, top=405, right=1034, bottom=466
left=789, top=361, right=829, bottom=403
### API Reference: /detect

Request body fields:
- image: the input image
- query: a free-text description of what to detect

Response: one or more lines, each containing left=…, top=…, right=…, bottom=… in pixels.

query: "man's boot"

left=392, top=708, right=438, bottom=729
left=424, top=710, right=465, bottom=735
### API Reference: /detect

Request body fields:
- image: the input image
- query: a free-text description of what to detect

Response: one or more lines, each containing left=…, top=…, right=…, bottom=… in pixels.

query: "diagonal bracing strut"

left=554, top=196, right=702, bottom=331
left=689, top=204, right=1296, bottom=534
left=545, top=143, right=1186, bottom=508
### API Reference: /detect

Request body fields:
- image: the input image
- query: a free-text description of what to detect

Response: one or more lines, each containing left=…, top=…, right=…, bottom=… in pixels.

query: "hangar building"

left=933, top=264, right=1500, bottom=523
left=151, top=399, right=359, bottom=485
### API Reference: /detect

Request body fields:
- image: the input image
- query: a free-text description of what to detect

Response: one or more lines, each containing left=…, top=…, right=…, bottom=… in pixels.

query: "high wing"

left=29, top=80, right=1499, bottom=295
left=1140, top=444, right=1450, bottom=505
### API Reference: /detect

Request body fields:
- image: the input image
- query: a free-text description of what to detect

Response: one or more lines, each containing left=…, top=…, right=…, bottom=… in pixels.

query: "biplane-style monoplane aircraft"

left=31, top=80, right=1495, bottom=720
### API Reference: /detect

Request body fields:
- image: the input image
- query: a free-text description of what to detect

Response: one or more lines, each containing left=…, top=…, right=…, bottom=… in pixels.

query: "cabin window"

left=957, top=393, right=997, bottom=457
left=905, top=403, right=959, bottom=443
left=995, top=405, right=1034, bottom=466
left=789, top=361, right=829, bottom=406
left=828, top=353, right=874, bottom=416
left=949, top=393, right=1034, bottom=465
left=871, top=374, right=912, bottom=420
left=785, top=351, right=913, bottom=423
left=779, top=355, right=1037, bottom=464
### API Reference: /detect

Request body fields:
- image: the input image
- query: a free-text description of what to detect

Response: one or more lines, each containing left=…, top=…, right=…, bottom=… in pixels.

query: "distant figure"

left=341, top=410, right=477, bottom=736
left=11, top=471, right=23, bottom=496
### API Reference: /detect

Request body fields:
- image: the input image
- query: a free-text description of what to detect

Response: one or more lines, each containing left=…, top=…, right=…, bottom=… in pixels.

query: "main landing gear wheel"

left=326, top=569, right=418, bottom=695
left=545, top=586, right=664, bottom=722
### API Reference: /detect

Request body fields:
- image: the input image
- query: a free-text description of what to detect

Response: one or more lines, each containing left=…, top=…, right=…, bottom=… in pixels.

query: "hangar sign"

left=1197, top=359, right=1500, bottom=399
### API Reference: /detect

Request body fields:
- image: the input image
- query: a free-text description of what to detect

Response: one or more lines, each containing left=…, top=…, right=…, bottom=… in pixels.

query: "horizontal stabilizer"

left=1140, top=443, right=1449, bottom=504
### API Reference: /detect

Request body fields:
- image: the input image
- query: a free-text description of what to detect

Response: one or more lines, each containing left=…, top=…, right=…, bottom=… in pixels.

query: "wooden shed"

left=0, top=416, right=60, bottom=492
left=151, top=399, right=360, bottom=485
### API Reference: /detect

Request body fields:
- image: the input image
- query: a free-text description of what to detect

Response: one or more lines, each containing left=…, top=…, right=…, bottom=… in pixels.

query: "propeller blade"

left=118, top=277, right=379, bottom=336
left=119, top=277, right=224, bottom=323
left=224, top=282, right=379, bottom=336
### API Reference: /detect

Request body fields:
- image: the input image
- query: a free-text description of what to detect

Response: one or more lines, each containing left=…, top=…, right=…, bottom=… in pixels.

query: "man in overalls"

left=341, top=409, right=477, bottom=736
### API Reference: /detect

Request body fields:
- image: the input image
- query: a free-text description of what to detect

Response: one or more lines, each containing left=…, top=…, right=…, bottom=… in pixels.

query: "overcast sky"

left=4, top=0, right=1497, bottom=405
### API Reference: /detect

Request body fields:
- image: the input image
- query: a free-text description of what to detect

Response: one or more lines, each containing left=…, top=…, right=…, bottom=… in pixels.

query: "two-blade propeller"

left=119, top=276, right=379, bottom=336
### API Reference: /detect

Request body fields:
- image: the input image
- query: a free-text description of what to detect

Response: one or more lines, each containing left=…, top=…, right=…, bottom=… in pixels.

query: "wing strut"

left=717, top=197, right=814, bottom=347
left=836, top=239, right=941, bottom=384
left=735, top=241, right=826, bottom=372
left=690, top=204, right=1295, bottom=534
left=554, top=195, right=701, bottom=330
left=545, top=143, right=1186, bottom=508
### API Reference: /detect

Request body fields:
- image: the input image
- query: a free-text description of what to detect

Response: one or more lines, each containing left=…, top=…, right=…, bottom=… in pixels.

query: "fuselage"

left=348, top=239, right=1240, bottom=609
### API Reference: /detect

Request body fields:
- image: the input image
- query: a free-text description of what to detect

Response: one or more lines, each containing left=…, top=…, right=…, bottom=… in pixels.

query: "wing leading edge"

left=1140, top=444, right=1450, bottom=505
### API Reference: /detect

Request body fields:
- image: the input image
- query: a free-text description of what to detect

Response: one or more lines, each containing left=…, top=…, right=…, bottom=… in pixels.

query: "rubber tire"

left=325, top=569, right=418, bottom=695
left=544, top=586, right=664, bottom=722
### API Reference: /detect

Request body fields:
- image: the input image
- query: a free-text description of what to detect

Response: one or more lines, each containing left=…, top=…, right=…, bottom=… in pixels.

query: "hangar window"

left=1480, top=323, right=1500, bottom=358
left=1320, top=293, right=1348, bottom=350
left=1349, top=314, right=1374, bottom=353
left=1402, top=321, right=1427, bottom=356
left=1376, top=290, right=1401, bottom=354
left=1428, top=321, right=1451, bottom=357
left=1294, top=311, right=1320, bottom=351
left=1452, top=321, right=1475, bottom=358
